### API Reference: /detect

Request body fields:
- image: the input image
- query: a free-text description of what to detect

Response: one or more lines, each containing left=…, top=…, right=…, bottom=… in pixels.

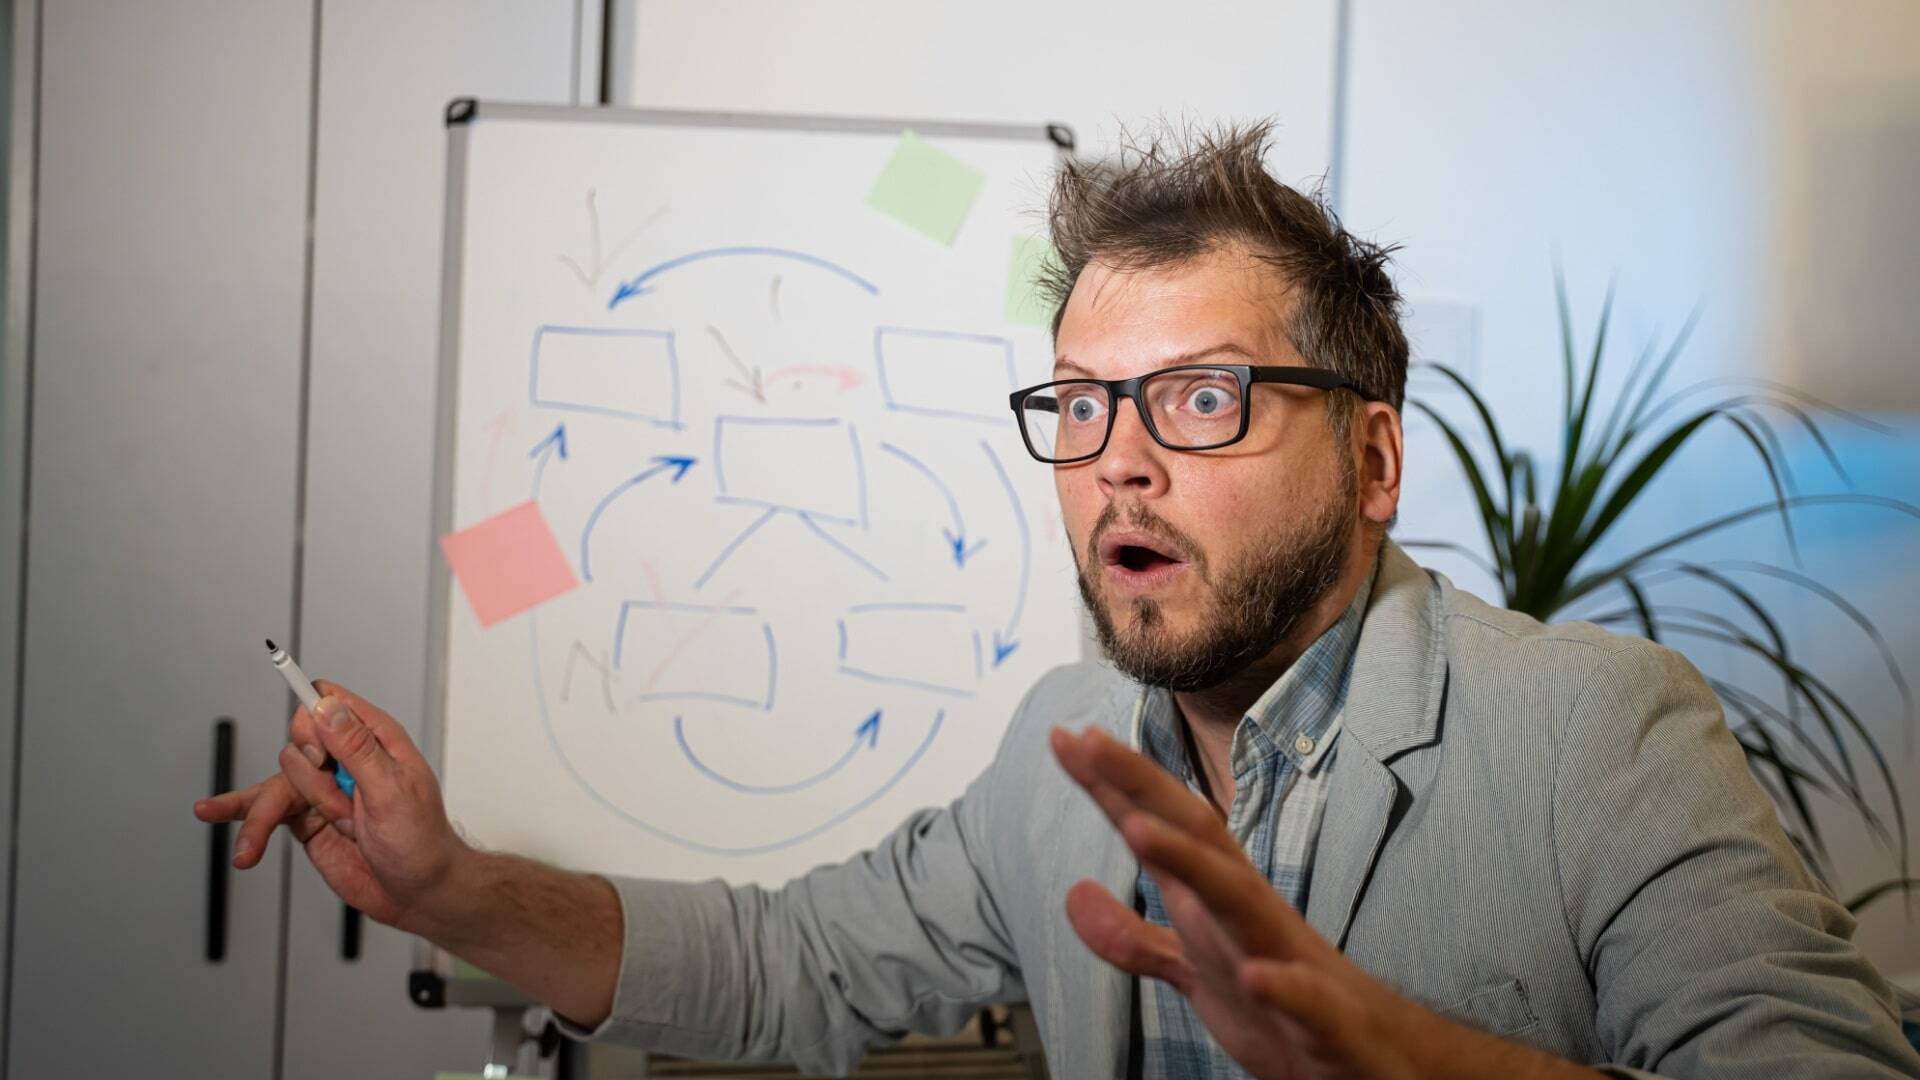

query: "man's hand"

left=191, top=682, right=623, bottom=1027
left=1049, top=725, right=1604, bottom=1080
left=192, top=681, right=464, bottom=933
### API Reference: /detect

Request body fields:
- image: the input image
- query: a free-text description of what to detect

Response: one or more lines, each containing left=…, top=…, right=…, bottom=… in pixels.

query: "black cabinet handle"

left=341, top=904, right=362, bottom=961
left=206, top=717, right=233, bottom=963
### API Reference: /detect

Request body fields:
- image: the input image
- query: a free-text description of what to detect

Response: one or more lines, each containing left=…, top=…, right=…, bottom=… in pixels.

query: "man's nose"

left=1093, top=395, right=1168, bottom=497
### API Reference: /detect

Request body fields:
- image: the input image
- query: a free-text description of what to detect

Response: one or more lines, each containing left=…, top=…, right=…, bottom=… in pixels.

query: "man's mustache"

left=1083, top=502, right=1207, bottom=578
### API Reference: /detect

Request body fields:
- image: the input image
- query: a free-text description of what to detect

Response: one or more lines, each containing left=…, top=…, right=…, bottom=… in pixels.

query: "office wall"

left=618, top=0, right=1920, bottom=983
left=615, top=0, right=1341, bottom=188
left=1342, top=0, right=1920, bottom=979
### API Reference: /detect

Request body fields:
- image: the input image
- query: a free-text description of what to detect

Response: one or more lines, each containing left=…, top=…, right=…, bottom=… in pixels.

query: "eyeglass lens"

left=1017, top=367, right=1244, bottom=461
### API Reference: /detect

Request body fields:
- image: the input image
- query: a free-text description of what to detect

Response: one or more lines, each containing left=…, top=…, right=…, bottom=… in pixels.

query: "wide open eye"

left=1064, top=391, right=1108, bottom=424
left=1185, top=385, right=1230, bottom=415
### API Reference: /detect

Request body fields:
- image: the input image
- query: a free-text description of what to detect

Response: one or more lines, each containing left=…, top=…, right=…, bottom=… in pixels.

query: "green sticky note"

left=864, top=131, right=986, bottom=246
left=451, top=957, right=498, bottom=982
left=1005, top=235, right=1063, bottom=327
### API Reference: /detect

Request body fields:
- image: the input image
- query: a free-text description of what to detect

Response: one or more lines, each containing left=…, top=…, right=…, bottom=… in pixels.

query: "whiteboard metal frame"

left=415, top=98, right=1072, bottom=1009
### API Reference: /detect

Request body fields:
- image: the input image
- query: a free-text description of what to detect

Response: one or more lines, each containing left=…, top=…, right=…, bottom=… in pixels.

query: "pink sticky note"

left=439, top=500, right=579, bottom=628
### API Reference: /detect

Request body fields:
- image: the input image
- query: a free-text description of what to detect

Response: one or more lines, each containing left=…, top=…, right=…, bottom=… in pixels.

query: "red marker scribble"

left=764, top=364, right=865, bottom=393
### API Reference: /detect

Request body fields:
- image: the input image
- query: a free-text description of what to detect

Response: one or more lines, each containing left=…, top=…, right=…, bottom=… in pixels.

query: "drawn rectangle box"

left=873, top=327, right=1017, bottom=423
left=714, top=416, right=865, bottom=524
left=838, top=604, right=978, bottom=696
left=614, top=602, right=775, bottom=710
left=530, top=325, right=680, bottom=426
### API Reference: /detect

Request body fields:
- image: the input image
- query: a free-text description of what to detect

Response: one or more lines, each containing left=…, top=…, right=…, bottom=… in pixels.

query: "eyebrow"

left=1052, top=342, right=1257, bottom=378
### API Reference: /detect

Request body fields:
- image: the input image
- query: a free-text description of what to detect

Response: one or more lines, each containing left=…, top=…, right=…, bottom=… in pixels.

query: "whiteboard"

left=427, top=102, right=1083, bottom=887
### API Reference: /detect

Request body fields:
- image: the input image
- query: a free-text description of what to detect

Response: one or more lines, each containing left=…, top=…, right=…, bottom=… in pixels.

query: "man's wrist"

left=395, top=839, right=491, bottom=946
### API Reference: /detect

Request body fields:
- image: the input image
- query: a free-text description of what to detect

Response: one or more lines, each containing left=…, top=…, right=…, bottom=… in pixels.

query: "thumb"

left=313, top=695, right=396, bottom=796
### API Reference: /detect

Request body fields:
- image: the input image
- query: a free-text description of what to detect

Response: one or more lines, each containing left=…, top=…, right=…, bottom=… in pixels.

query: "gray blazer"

left=575, top=541, right=1920, bottom=1078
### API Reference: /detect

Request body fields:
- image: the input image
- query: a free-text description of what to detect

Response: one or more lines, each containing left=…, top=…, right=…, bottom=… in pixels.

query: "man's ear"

left=1357, top=402, right=1403, bottom=529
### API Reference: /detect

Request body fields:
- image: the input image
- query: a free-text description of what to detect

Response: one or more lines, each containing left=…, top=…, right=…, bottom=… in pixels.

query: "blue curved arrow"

left=878, top=442, right=985, bottom=567
left=674, top=710, right=883, bottom=795
left=982, top=440, right=1028, bottom=666
left=609, top=247, right=879, bottom=310
left=529, top=423, right=569, bottom=497
left=578, top=455, right=697, bottom=582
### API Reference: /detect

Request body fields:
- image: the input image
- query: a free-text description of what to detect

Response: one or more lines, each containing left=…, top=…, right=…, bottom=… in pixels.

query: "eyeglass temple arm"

left=1245, top=366, right=1379, bottom=400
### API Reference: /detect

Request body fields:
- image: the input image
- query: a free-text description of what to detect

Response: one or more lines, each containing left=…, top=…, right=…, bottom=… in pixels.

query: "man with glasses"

left=196, top=124, right=1920, bottom=1078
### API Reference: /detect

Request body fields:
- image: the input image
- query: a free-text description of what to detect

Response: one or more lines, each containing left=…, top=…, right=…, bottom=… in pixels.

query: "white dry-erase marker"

left=264, top=639, right=355, bottom=797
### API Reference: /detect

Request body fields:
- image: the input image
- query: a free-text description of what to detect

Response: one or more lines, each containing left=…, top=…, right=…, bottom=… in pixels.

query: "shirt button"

left=1294, top=734, right=1315, bottom=755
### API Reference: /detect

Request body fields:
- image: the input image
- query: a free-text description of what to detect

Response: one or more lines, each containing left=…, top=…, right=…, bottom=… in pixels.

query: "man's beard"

left=1076, top=472, right=1355, bottom=693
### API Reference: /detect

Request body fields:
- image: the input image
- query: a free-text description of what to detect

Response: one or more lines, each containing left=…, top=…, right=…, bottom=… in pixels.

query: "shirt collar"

left=1132, top=548, right=1380, bottom=782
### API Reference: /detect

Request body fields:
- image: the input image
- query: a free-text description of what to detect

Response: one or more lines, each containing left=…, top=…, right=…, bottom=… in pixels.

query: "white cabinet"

left=4, top=3, right=585, bottom=1077
left=8, top=2, right=312, bottom=1076
left=281, top=3, right=582, bottom=1076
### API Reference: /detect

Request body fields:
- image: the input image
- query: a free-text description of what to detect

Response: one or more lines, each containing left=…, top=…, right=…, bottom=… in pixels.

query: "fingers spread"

left=1239, top=958, right=1349, bottom=1038
left=1064, top=880, right=1192, bottom=990
left=233, top=776, right=303, bottom=869
left=1122, top=811, right=1324, bottom=963
left=279, top=741, right=353, bottom=824
left=1051, top=726, right=1236, bottom=855
left=1157, top=873, right=1247, bottom=982
left=194, top=782, right=260, bottom=824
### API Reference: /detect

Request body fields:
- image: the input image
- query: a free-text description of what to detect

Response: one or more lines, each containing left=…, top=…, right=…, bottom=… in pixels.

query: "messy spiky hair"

left=1039, top=121, right=1409, bottom=433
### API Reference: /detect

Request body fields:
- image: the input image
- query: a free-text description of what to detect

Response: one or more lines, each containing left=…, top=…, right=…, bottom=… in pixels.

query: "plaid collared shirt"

left=1127, top=555, right=1377, bottom=1079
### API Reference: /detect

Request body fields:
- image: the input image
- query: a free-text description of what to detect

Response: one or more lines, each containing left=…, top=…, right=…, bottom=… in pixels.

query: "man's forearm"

left=1404, top=1002, right=1607, bottom=1080
left=403, top=845, right=625, bottom=1029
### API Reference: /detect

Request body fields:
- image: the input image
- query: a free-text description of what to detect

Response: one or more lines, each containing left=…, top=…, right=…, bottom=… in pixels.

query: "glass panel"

left=1019, top=381, right=1108, bottom=461
left=1143, top=367, right=1243, bottom=447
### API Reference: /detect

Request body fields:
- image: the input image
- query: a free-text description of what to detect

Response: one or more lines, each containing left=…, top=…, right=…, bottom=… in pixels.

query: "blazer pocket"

left=1439, top=978, right=1539, bottom=1038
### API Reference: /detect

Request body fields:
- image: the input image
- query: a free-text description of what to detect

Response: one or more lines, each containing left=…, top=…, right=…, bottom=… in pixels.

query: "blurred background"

left=0, top=1, right=1912, bottom=1077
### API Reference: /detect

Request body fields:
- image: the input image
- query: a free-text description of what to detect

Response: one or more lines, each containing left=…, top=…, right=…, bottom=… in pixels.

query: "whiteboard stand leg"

left=484, top=1005, right=529, bottom=1078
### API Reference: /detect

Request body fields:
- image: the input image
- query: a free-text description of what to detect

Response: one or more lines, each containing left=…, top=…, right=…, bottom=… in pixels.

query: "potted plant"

left=1402, top=274, right=1918, bottom=919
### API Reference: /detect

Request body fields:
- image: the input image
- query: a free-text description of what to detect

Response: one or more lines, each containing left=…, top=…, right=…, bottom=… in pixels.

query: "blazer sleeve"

left=553, top=696, right=1034, bottom=1075
left=1553, top=640, right=1920, bottom=1078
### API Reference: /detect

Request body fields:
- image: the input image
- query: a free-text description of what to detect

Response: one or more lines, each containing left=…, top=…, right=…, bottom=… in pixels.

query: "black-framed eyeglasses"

left=1007, top=364, right=1382, bottom=464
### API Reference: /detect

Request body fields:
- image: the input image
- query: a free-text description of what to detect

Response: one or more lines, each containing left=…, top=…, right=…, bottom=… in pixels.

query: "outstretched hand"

left=1049, top=724, right=1607, bottom=1080
left=192, top=681, right=465, bottom=933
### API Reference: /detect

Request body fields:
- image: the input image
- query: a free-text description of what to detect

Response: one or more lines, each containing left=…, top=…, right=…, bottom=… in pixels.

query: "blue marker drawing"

left=846, top=601, right=966, bottom=614
left=838, top=603, right=977, bottom=696
left=578, top=455, right=698, bottom=583
left=693, top=507, right=779, bottom=590
left=614, top=611, right=776, bottom=711
left=529, top=325, right=682, bottom=429
left=531, top=604, right=947, bottom=855
left=837, top=667, right=976, bottom=698
left=529, top=423, right=568, bottom=498
left=608, top=246, right=880, bottom=310
left=878, top=442, right=985, bottom=567
left=694, top=508, right=889, bottom=591
left=796, top=514, right=889, bottom=582
left=712, top=416, right=867, bottom=525
left=673, top=709, right=883, bottom=795
left=872, top=326, right=1019, bottom=424
left=611, top=600, right=757, bottom=669
left=983, top=439, right=1028, bottom=667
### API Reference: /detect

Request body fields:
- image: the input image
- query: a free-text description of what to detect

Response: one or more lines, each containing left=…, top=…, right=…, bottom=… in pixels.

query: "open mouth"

left=1097, top=530, right=1190, bottom=590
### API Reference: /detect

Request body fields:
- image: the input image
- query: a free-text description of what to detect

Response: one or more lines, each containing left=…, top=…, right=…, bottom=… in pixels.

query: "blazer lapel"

left=1304, top=541, right=1449, bottom=949
left=1044, top=676, right=1144, bottom=1078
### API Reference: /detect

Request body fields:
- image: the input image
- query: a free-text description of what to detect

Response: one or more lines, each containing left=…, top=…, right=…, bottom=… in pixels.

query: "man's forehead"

left=1054, top=255, right=1297, bottom=377
left=1053, top=341, right=1261, bottom=378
